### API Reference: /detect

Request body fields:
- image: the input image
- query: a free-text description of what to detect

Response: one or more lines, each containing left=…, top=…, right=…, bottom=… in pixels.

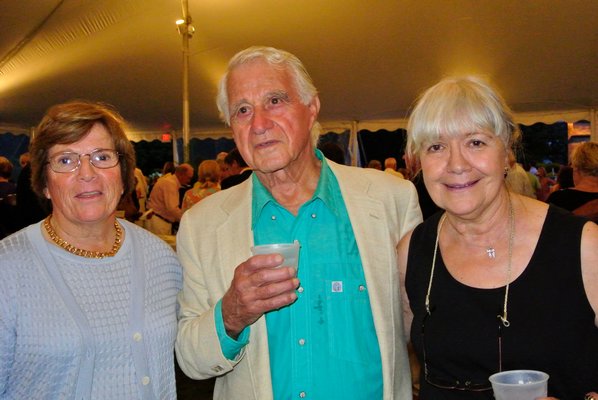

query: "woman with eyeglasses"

left=397, top=77, right=598, bottom=399
left=0, top=101, right=182, bottom=399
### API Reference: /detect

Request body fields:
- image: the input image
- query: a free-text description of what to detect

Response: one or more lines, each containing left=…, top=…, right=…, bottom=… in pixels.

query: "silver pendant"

left=486, top=248, right=496, bottom=259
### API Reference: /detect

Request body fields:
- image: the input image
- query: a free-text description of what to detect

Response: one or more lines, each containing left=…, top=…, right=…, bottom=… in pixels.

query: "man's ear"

left=308, top=96, right=321, bottom=122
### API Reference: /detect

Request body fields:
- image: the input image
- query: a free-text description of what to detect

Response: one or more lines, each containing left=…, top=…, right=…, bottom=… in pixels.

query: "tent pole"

left=591, top=109, right=597, bottom=142
left=180, top=0, right=193, bottom=163
left=349, top=120, right=359, bottom=166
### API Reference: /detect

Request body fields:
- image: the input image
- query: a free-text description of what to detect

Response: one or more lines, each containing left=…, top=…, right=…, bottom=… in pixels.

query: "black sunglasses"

left=420, top=311, right=505, bottom=392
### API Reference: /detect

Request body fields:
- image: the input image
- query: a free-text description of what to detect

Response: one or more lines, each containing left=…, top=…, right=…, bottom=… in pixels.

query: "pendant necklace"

left=425, top=193, right=515, bottom=327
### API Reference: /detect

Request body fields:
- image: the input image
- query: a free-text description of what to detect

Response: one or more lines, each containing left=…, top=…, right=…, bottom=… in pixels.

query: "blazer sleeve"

left=174, top=187, right=252, bottom=379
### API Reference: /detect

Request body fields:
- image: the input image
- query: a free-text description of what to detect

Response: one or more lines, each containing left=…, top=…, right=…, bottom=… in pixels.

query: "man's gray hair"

left=216, top=46, right=321, bottom=147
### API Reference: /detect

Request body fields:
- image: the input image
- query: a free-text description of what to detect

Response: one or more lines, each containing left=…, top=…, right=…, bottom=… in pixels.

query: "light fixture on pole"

left=176, top=18, right=195, bottom=37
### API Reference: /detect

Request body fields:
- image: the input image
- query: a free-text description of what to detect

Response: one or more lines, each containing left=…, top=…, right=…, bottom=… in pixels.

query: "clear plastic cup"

left=251, top=241, right=300, bottom=270
left=489, top=370, right=549, bottom=400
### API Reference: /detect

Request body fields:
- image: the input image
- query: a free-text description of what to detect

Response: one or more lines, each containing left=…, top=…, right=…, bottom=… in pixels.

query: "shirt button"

left=299, top=391, right=306, bottom=398
left=358, top=285, right=366, bottom=292
left=311, top=213, right=316, bottom=218
left=297, top=286, right=304, bottom=293
left=141, top=376, right=150, bottom=385
left=271, top=215, right=276, bottom=220
left=298, top=338, right=306, bottom=346
left=133, top=332, right=143, bottom=342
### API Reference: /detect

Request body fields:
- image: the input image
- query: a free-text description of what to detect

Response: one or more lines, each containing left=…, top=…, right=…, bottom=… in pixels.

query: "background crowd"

left=2, top=136, right=597, bottom=239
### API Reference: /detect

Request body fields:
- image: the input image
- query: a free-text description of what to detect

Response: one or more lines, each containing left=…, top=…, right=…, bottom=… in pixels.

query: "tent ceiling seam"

left=0, top=0, right=65, bottom=73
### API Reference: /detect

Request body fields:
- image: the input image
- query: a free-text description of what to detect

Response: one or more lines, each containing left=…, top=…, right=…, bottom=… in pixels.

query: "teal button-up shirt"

left=216, top=151, right=382, bottom=399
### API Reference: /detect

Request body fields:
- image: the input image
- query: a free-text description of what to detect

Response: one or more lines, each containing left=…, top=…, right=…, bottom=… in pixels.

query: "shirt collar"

left=252, top=149, right=342, bottom=228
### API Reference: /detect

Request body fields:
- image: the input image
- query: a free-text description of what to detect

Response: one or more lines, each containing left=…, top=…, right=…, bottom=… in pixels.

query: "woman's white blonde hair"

left=406, top=76, right=520, bottom=161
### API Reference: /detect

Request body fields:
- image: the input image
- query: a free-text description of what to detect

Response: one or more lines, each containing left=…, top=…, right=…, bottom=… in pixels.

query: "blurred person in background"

left=505, top=151, right=536, bottom=198
left=547, top=142, right=598, bottom=221
left=0, top=156, right=16, bottom=199
left=18, top=152, right=30, bottom=168
left=182, top=159, right=221, bottom=212
left=134, top=167, right=149, bottom=212
left=146, top=163, right=194, bottom=235
left=0, top=156, right=18, bottom=238
left=215, top=151, right=229, bottom=179
left=367, top=159, right=382, bottom=170
left=15, top=152, right=52, bottom=231
left=219, top=148, right=252, bottom=189
left=384, top=157, right=405, bottom=178
left=536, top=166, right=556, bottom=201
left=549, top=165, right=574, bottom=193
left=317, top=141, right=345, bottom=165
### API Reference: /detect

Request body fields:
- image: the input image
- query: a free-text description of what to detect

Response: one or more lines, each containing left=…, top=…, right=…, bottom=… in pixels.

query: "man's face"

left=220, top=163, right=232, bottom=180
left=177, top=167, right=194, bottom=186
left=226, top=59, right=319, bottom=175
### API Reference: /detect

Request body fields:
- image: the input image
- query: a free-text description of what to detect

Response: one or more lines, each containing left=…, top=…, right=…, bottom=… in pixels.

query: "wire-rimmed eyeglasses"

left=47, top=149, right=121, bottom=173
left=420, top=311, right=504, bottom=392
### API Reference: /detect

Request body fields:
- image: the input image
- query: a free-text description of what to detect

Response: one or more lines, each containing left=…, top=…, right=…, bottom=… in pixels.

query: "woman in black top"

left=398, top=76, right=598, bottom=399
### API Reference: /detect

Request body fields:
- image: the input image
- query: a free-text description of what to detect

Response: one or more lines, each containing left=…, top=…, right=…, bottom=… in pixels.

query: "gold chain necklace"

left=43, top=215, right=123, bottom=258
left=425, top=194, right=515, bottom=327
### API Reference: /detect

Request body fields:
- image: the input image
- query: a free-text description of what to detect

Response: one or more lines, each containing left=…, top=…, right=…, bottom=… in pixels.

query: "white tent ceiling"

left=1, top=0, right=597, bottom=141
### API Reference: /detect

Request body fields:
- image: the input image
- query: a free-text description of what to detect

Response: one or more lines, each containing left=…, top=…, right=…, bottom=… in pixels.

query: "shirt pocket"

left=324, top=278, right=380, bottom=364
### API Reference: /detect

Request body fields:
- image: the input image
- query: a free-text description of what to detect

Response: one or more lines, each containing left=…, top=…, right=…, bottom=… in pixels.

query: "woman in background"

left=0, top=100, right=182, bottom=399
left=547, top=142, right=598, bottom=221
left=398, top=76, right=598, bottom=399
left=182, top=159, right=221, bottom=212
left=548, top=165, right=574, bottom=193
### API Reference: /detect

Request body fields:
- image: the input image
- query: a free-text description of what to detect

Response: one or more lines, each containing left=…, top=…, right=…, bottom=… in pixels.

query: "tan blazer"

left=175, top=160, right=423, bottom=400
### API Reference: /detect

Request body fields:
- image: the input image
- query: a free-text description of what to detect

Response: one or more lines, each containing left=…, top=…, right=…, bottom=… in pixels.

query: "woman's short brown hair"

left=30, top=100, right=136, bottom=197
left=197, top=159, right=221, bottom=185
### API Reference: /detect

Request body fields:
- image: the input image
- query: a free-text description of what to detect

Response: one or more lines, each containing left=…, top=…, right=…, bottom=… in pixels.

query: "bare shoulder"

left=581, top=220, right=598, bottom=262
left=580, top=221, right=598, bottom=326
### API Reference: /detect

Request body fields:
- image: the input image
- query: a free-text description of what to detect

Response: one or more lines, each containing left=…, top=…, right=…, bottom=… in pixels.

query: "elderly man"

left=146, top=163, right=193, bottom=235
left=175, top=46, right=422, bottom=400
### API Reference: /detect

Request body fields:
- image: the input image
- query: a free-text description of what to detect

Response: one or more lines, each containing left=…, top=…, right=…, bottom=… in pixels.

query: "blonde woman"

left=182, top=159, right=221, bottom=212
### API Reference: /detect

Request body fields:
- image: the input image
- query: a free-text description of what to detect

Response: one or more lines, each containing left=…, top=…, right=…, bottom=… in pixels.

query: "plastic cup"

left=489, top=370, right=549, bottom=400
left=251, top=241, right=300, bottom=270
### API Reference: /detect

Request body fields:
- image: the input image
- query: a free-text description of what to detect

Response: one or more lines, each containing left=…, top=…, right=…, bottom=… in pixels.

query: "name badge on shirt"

left=331, top=281, right=343, bottom=293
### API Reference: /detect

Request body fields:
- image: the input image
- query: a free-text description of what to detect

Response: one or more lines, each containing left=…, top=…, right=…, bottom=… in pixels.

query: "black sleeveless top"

left=406, top=206, right=598, bottom=399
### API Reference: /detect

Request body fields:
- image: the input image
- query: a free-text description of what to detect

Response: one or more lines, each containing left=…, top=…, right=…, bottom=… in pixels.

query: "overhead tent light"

left=175, top=18, right=195, bottom=37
